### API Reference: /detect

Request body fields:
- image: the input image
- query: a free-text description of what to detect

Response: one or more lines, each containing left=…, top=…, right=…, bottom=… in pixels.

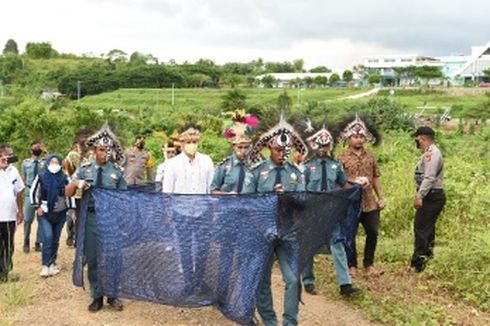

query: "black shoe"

left=107, top=298, right=123, bottom=311
left=34, top=242, right=42, bottom=252
left=304, top=284, right=318, bottom=295
left=340, top=284, right=361, bottom=297
left=66, top=238, right=74, bottom=247
left=88, top=297, right=103, bottom=312
left=23, top=244, right=30, bottom=253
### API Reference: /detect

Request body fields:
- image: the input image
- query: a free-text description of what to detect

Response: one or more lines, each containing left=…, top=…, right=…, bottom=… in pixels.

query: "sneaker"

left=304, top=284, right=318, bottom=295
left=107, top=298, right=123, bottom=311
left=40, top=266, right=50, bottom=278
left=88, top=297, right=103, bottom=312
left=340, top=284, right=361, bottom=297
left=48, top=264, right=60, bottom=276
left=34, top=242, right=42, bottom=252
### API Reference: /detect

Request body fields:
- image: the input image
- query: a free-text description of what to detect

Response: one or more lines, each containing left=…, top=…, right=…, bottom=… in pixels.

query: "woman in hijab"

left=30, top=154, right=71, bottom=277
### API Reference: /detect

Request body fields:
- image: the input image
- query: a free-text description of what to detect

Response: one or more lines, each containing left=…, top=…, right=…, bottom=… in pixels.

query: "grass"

left=0, top=280, right=33, bottom=326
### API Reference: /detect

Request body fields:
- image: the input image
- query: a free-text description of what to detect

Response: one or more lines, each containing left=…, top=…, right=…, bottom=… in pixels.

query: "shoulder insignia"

left=217, top=156, right=231, bottom=166
left=80, top=161, right=92, bottom=168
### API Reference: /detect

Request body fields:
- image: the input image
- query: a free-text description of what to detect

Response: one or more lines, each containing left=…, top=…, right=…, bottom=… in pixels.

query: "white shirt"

left=0, top=165, right=25, bottom=222
left=155, top=161, right=168, bottom=183
left=162, top=152, right=215, bottom=194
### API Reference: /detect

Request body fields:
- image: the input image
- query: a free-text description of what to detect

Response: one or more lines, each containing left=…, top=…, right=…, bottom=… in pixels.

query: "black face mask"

left=32, top=148, right=43, bottom=156
left=415, top=139, right=421, bottom=149
left=136, top=142, right=145, bottom=150
left=7, top=155, right=18, bottom=164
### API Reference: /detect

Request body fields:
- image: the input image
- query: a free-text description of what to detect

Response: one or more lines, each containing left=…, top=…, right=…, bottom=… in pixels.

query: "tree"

left=277, top=90, right=292, bottom=112
left=413, top=65, right=443, bottom=85
left=25, top=42, right=58, bottom=59
left=3, top=39, right=19, bottom=55
left=368, top=73, right=381, bottom=85
left=107, top=49, right=128, bottom=63
left=129, top=52, right=148, bottom=66
left=483, top=68, right=490, bottom=79
left=261, top=75, right=276, bottom=88
left=329, top=73, right=340, bottom=86
left=342, top=70, right=353, bottom=82
left=0, top=54, right=23, bottom=83
left=292, top=59, right=304, bottom=73
left=221, top=89, right=247, bottom=110
left=309, top=66, right=331, bottom=73
left=313, top=76, right=328, bottom=87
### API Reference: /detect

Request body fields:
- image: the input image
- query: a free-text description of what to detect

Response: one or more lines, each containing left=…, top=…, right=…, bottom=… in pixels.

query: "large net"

left=73, top=185, right=361, bottom=325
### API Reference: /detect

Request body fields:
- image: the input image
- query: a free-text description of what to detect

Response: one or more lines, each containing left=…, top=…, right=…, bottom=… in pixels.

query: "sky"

left=1, top=0, right=489, bottom=70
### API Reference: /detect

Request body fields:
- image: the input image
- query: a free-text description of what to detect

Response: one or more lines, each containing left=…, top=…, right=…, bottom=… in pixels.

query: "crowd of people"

left=0, top=112, right=445, bottom=326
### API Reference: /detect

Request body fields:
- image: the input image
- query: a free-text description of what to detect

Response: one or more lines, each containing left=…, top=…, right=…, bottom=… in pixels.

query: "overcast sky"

left=1, top=0, right=489, bottom=70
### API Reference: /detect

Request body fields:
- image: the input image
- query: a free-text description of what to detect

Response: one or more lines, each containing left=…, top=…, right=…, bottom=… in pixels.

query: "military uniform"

left=302, top=156, right=353, bottom=291
left=21, top=157, right=46, bottom=251
left=210, top=154, right=255, bottom=193
left=74, top=160, right=127, bottom=299
left=254, top=158, right=304, bottom=326
left=412, top=144, right=445, bottom=272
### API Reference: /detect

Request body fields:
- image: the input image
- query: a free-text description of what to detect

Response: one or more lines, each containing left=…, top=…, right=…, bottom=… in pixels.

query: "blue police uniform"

left=302, top=156, right=352, bottom=289
left=21, top=157, right=46, bottom=250
left=210, top=154, right=255, bottom=193
left=253, top=158, right=304, bottom=326
left=74, top=160, right=127, bottom=299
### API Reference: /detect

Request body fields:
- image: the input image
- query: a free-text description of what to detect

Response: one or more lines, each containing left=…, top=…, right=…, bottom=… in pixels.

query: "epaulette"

left=217, top=156, right=231, bottom=167
left=248, top=159, right=264, bottom=171
left=80, top=161, right=92, bottom=168
left=286, top=161, right=302, bottom=174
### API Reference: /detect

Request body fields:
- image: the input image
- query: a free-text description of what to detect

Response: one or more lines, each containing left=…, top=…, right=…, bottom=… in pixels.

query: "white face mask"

left=48, top=164, right=61, bottom=174
left=183, top=143, right=198, bottom=156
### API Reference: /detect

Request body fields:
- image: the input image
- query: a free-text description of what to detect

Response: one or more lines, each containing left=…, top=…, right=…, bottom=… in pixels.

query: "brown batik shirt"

left=338, top=147, right=381, bottom=212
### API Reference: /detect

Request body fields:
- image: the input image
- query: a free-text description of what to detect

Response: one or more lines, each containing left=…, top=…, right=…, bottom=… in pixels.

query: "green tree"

left=277, top=90, right=292, bottom=112
left=107, top=49, right=128, bottom=63
left=221, top=88, right=247, bottom=110
left=329, top=73, right=340, bottom=86
left=261, top=75, right=276, bottom=88
left=368, top=73, right=381, bottom=85
left=129, top=51, right=148, bottom=66
left=309, top=66, right=331, bottom=73
left=342, top=70, right=353, bottom=82
left=25, top=42, right=58, bottom=59
left=292, top=59, right=304, bottom=72
left=414, top=65, right=443, bottom=85
left=483, top=68, right=490, bottom=79
left=3, top=39, right=19, bottom=55
left=313, top=76, right=328, bottom=87
left=0, top=54, right=23, bottom=83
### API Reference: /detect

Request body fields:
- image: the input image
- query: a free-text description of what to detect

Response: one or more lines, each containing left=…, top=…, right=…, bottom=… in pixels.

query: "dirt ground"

left=1, top=223, right=377, bottom=326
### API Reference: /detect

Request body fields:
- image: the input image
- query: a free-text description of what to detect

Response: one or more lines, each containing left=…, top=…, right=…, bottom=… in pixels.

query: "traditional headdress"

left=249, top=114, right=308, bottom=164
left=178, top=126, right=201, bottom=143
left=303, top=119, right=335, bottom=153
left=222, top=109, right=260, bottom=144
left=337, top=113, right=379, bottom=145
left=85, top=122, right=124, bottom=162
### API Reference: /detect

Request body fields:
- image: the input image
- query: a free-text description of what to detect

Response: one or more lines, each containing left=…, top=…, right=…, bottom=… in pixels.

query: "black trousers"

left=411, top=189, right=446, bottom=269
left=348, top=209, right=380, bottom=268
left=0, top=221, right=16, bottom=281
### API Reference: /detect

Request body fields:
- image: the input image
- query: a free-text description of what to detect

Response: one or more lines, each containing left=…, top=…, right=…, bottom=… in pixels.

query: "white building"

left=255, top=72, right=361, bottom=88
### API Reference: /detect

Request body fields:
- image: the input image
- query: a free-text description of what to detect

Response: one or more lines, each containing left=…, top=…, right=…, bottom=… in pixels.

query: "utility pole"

left=77, top=81, right=81, bottom=101
left=171, top=83, right=175, bottom=106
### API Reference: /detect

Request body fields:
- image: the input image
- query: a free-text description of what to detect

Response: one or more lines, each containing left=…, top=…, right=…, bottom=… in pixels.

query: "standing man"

left=162, top=126, right=214, bottom=194
left=301, top=124, right=361, bottom=297
left=155, top=141, right=178, bottom=183
left=65, top=124, right=127, bottom=312
left=248, top=116, right=308, bottom=326
left=0, top=143, right=24, bottom=282
left=411, top=126, right=445, bottom=273
left=338, top=114, right=384, bottom=277
left=122, top=135, right=154, bottom=186
left=211, top=110, right=259, bottom=194
left=21, top=140, right=46, bottom=253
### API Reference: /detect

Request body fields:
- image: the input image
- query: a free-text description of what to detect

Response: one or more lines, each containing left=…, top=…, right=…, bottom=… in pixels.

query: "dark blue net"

left=73, top=186, right=362, bottom=325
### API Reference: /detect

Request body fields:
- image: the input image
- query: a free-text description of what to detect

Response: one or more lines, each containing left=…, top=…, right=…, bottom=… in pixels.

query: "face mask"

left=136, top=142, right=145, bottom=149
left=183, top=143, right=198, bottom=156
left=32, top=148, right=43, bottom=156
left=48, top=164, right=61, bottom=174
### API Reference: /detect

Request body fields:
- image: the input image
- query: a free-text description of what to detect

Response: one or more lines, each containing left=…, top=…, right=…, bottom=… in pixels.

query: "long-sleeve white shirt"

left=162, top=152, right=214, bottom=194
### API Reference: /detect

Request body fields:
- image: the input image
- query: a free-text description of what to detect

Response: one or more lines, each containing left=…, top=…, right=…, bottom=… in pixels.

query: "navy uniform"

left=254, top=158, right=305, bottom=326
left=210, top=154, right=255, bottom=193
left=74, top=160, right=127, bottom=300
left=302, top=156, right=358, bottom=296
left=412, top=139, right=445, bottom=272
left=21, top=157, right=46, bottom=252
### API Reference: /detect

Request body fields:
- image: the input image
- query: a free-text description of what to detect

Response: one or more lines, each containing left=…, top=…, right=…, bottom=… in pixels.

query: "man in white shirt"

left=0, top=143, right=25, bottom=282
left=162, top=127, right=214, bottom=194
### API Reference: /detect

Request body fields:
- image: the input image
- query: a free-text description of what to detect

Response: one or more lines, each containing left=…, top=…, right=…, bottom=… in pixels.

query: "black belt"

left=429, top=188, right=443, bottom=194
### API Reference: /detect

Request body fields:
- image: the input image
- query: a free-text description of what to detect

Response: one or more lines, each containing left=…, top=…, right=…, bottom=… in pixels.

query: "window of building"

left=368, top=59, right=379, bottom=63
left=384, top=59, right=396, bottom=63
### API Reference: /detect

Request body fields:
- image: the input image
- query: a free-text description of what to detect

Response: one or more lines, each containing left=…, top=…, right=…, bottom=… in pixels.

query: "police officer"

left=65, top=124, right=127, bottom=312
left=301, top=125, right=361, bottom=297
left=122, top=135, right=154, bottom=185
left=249, top=116, right=307, bottom=326
left=411, top=126, right=445, bottom=273
left=21, top=140, right=46, bottom=253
